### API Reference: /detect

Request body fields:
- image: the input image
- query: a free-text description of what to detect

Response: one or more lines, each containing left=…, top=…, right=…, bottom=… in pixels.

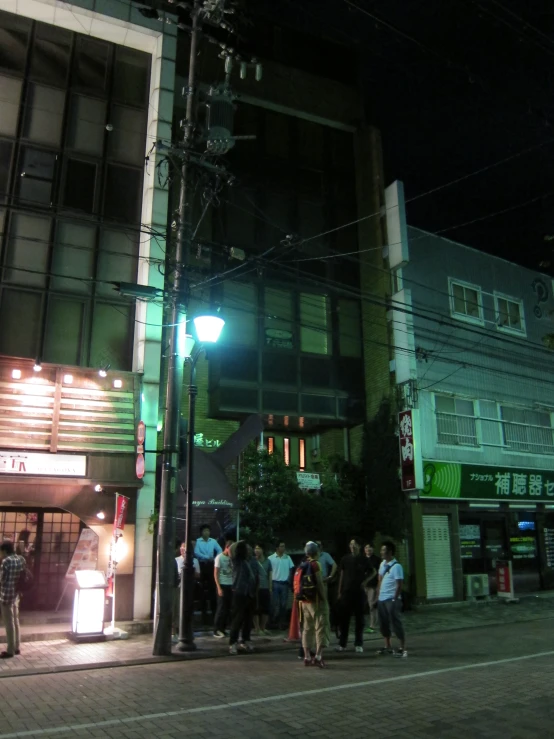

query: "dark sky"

left=271, top=0, right=554, bottom=270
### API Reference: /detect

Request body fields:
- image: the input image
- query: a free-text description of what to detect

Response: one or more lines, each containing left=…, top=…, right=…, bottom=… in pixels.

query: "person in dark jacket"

left=228, top=541, right=258, bottom=655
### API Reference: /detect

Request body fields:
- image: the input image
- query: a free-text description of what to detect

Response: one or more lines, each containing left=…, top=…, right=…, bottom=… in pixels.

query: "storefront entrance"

left=0, top=507, right=84, bottom=610
left=459, top=509, right=541, bottom=595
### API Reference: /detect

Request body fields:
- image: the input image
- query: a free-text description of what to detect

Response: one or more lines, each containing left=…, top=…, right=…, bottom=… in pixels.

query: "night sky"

left=272, top=0, right=554, bottom=271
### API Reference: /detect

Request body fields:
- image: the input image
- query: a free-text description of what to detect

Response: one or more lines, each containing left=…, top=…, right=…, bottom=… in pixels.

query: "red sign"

left=136, top=453, right=145, bottom=480
left=106, top=493, right=130, bottom=597
left=399, top=410, right=416, bottom=491
left=496, top=559, right=514, bottom=599
left=137, top=420, right=146, bottom=444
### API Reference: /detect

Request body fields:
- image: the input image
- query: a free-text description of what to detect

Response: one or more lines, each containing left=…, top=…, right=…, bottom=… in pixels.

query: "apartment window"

left=266, top=437, right=274, bottom=455
left=299, top=438, right=306, bottom=470
left=300, top=293, right=331, bottom=354
left=495, top=294, right=525, bottom=334
left=222, top=281, right=258, bottom=346
left=283, top=437, right=290, bottom=466
left=338, top=299, right=362, bottom=357
left=435, top=395, right=478, bottom=446
left=265, top=287, right=294, bottom=349
left=449, top=279, right=483, bottom=324
left=500, top=406, right=554, bottom=455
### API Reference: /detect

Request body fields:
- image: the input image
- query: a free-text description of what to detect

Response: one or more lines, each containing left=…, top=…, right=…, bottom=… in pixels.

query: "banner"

left=65, top=528, right=99, bottom=580
left=398, top=409, right=423, bottom=491
left=422, top=460, right=554, bottom=502
left=106, top=493, right=129, bottom=597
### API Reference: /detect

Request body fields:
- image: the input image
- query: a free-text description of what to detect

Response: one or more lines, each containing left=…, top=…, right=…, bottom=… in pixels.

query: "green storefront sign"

left=422, top=461, right=554, bottom=502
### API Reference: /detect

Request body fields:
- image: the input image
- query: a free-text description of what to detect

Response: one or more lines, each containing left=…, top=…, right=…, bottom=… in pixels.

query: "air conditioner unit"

left=465, top=574, right=490, bottom=599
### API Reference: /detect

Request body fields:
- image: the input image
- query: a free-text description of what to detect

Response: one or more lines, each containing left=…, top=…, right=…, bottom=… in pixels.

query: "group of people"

left=175, top=526, right=407, bottom=665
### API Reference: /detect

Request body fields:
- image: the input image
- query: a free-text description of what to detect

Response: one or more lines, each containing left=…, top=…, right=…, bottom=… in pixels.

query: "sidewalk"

left=1, top=593, right=552, bottom=678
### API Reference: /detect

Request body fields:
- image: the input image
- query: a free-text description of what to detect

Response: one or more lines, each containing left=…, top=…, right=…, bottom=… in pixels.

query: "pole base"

left=177, top=639, right=197, bottom=652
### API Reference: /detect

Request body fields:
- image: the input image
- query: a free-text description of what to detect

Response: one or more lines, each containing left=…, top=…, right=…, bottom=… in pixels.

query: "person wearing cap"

left=298, top=541, right=329, bottom=668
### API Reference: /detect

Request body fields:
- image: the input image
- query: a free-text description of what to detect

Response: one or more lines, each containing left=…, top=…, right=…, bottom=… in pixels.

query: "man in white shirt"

left=268, top=541, right=294, bottom=630
left=376, top=541, right=407, bottom=658
left=213, top=539, right=234, bottom=637
left=173, top=541, right=200, bottom=641
left=194, top=525, right=222, bottom=622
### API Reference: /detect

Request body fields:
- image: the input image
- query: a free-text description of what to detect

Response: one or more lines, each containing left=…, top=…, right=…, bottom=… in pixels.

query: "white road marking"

left=1, top=649, right=554, bottom=738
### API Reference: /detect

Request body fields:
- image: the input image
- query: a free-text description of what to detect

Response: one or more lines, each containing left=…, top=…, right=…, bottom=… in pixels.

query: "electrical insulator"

left=240, top=62, right=247, bottom=79
left=255, top=63, right=263, bottom=82
left=230, top=247, right=246, bottom=261
left=205, top=84, right=236, bottom=155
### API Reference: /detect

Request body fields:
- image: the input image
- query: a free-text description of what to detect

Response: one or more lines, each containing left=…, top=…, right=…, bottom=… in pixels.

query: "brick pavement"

left=0, top=619, right=554, bottom=738
left=1, top=593, right=553, bottom=678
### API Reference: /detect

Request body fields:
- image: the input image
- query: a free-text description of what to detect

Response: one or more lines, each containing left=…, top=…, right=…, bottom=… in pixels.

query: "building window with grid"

left=449, top=279, right=484, bottom=325
left=0, top=11, right=150, bottom=370
left=494, top=294, right=525, bottom=335
left=435, top=395, right=479, bottom=446
left=500, top=406, right=554, bottom=455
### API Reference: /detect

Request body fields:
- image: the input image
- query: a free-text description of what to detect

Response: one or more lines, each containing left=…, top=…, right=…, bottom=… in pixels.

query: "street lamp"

left=178, top=314, right=224, bottom=652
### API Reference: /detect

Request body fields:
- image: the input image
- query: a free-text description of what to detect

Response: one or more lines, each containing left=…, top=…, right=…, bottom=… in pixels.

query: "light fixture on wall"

left=33, top=358, right=42, bottom=372
left=96, top=509, right=106, bottom=520
left=63, top=374, right=73, bottom=384
left=11, top=369, right=21, bottom=380
left=94, top=484, right=103, bottom=493
left=98, top=364, right=110, bottom=378
left=113, top=379, right=122, bottom=389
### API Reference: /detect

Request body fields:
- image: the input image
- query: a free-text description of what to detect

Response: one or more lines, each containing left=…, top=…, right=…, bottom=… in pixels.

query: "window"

left=112, top=47, right=149, bottom=108
left=23, top=84, right=65, bottom=146
left=62, top=159, right=96, bottom=213
left=495, top=294, right=525, bottom=334
left=299, top=438, right=306, bottom=470
left=96, top=229, right=138, bottom=295
left=500, top=406, right=554, bottom=455
left=266, top=437, right=275, bottom=454
left=0, top=75, right=22, bottom=135
left=222, top=281, right=258, bottom=346
left=44, top=298, right=84, bottom=365
left=51, top=221, right=95, bottom=294
left=283, top=437, right=290, bottom=466
left=108, top=106, right=147, bottom=166
left=74, top=37, right=109, bottom=94
left=449, top=279, right=483, bottom=324
left=67, top=96, right=106, bottom=156
left=265, top=287, right=293, bottom=349
left=0, top=289, right=41, bottom=357
left=90, top=303, right=133, bottom=370
left=5, top=213, right=51, bottom=287
left=16, top=147, right=56, bottom=205
left=300, top=293, right=331, bottom=354
left=338, top=299, right=362, bottom=357
left=435, top=395, right=478, bottom=446
left=103, top=164, right=141, bottom=223
left=0, top=140, right=13, bottom=199
left=0, top=12, right=30, bottom=74
left=30, top=23, right=71, bottom=87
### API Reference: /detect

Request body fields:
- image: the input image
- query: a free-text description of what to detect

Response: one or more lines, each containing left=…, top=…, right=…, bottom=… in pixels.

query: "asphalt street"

left=0, top=618, right=553, bottom=738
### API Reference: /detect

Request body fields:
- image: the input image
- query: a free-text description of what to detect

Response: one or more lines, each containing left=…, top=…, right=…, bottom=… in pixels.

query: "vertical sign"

left=496, top=559, right=515, bottom=600
left=398, top=409, right=423, bottom=491
left=136, top=420, right=146, bottom=480
left=106, top=493, right=129, bottom=597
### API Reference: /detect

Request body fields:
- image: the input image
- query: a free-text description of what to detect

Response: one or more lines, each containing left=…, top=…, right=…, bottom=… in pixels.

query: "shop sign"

left=265, top=328, right=293, bottom=349
left=459, top=523, right=481, bottom=559
left=0, top=451, right=86, bottom=477
left=545, top=528, right=554, bottom=569
left=496, top=559, right=515, bottom=600
left=296, top=472, right=321, bottom=490
left=398, top=409, right=423, bottom=491
left=509, top=535, right=537, bottom=560
left=422, top=460, right=554, bottom=502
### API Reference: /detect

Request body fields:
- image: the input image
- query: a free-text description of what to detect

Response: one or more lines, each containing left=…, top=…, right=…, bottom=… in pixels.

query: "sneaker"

left=314, top=657, right=327, bottom=669
left=355, top=646, right=364, bottom=654
left=0, top=652, right=14, bottom=659
left=364, top=627, right=375, bottom=634
left=229, top=644, right=238, bottom=655
left=304, top=657, right=313, bottom=667
left=335, top=645, right=346, bottom=652
left=376, top=647, right=393, bottom=656
left=393, top=648, right=408, bottom=659
left=213, top=630, right=225, bottom=639
left=239, top=641, right=255, bottom=652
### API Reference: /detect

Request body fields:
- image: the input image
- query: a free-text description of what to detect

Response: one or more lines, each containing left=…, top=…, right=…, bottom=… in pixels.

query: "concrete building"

left=387, top=181, right=554, bottom=601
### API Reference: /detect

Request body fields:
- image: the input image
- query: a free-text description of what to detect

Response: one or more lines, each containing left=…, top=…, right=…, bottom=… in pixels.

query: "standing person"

left=298, top=541, right=330, bottom=668
left=268, top=541, right=294, bottom=630
left=228, top=541, right=258, bottom=655
left=253, top=545, right=272, bottom=636
left=0, top=541, right=25, bottom=659
left=194, top=525, right=222, bottom=622
left=173, top=541, right=200, bottom=642
left=315, top=540, right=337, bottom=583
left=364, top=543, right=381, bottom=633
left=213, top=539, right=234, bottom=638
left=335, top=537, right=372, bottom=653
left=376, top=541, right=407, bottom=658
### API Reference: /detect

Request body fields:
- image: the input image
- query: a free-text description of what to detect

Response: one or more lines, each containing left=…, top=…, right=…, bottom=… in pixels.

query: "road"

left=1, top=618, right=553, bottom=738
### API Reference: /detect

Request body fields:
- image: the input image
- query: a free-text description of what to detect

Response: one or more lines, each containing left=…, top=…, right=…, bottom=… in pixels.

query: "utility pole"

left=152, top=0, right=262, bottom=657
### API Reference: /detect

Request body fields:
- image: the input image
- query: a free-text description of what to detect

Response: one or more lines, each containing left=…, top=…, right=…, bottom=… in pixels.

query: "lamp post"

left=178, top=314, right=225, bottom=652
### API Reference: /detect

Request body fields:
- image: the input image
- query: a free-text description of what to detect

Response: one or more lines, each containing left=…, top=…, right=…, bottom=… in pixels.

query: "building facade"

left=0, top=0, right=176, bottom=619
left=388, top=181, right=554, bottom=601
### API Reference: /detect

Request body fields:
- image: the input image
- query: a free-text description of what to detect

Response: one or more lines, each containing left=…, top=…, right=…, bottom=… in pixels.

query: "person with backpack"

left=296, top=541, right=329, bottom=668
left=376, top=541, right=407, bottom=658
left=228, top=541, right=258, bottom=655
left=0, top=540, right=26, bottom=658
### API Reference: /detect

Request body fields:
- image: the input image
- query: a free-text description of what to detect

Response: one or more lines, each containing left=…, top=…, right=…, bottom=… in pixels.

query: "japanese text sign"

left=398, top=409, right=423, bottom=491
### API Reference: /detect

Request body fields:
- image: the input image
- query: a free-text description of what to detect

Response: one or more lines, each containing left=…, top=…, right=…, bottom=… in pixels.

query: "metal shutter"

left=423, top=514, right=454, bottom=599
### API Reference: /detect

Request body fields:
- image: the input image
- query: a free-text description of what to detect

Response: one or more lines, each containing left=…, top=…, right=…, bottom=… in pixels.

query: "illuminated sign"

left=0, top=452, right=86, bottom=477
